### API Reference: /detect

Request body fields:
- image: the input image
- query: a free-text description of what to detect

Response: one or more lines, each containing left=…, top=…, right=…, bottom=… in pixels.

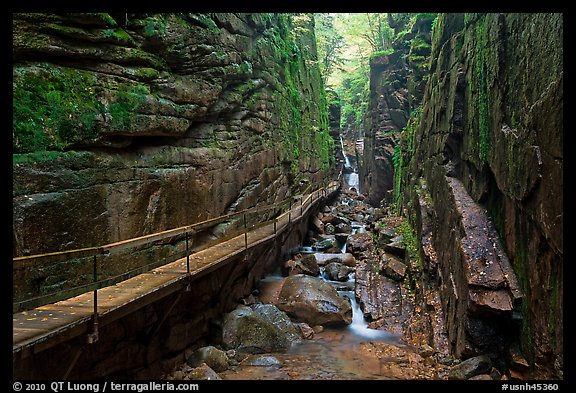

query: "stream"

left=168, top=140, right=450, bottom=380
left=217, top=140, right=424, bottom=380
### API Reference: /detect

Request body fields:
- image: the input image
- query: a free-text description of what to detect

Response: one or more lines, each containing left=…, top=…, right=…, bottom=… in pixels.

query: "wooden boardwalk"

left=13, top=183, right=338, bottom=360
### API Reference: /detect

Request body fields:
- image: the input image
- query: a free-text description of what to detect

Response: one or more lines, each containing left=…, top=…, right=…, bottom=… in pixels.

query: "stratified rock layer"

left=359, top=14, right=434, bottom=206
left=13, top=13, right=333, bottom=255
left=12, top=13, right=334, bottom=301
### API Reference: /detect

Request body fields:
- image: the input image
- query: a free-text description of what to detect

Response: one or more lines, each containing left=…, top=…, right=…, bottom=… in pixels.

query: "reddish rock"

left=312, top=253, right=356, bottom=267
left=277, top=274, right=352, bottom=326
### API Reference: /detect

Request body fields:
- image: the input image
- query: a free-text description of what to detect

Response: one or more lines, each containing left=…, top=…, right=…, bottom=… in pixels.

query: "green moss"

left=144, top=15, right=167, bottom=38
left=88, top=13, right=118, bottom=27
left=514, top=236, right=535, bottom=371
left=117, top=47, right=168, bottom=70
left=475, top=16, right=491, bottom=163
left=45, top=23, right=86, bottom=36
left=410, top=36, right=431, bottom=56
left=100, top=28, right=134, bottom=45
left=108, top=84, right=149, bottom=130
left=370, top=48, right=394, bottom=58
left=395, top=217, right=422, bottom=268
left=13, top=66, right=103, bottom=153
left=13, top=150, right=76, bottom=166
left=191, top=13, right=220, bottom=34
left=134, top=67, right=160, bottom=80
left=393, top=109, right=421, bottom=212
left=409, top=54, right=428, bottom=64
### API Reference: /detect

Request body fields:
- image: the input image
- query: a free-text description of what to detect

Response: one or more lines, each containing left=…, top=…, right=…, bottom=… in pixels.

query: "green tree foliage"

left=314, top=13, right=345, bottom=86
left=318, top=13, right=394, bottom=134
left=363, top=13, right=394, bottom=52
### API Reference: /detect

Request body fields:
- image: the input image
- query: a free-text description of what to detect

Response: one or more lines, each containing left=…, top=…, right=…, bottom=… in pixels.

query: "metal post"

left=243, top=213, right=248, bottom=249
left=186, top=231, right=190, bottom=275
left=87, top=254, right=99, bottom=344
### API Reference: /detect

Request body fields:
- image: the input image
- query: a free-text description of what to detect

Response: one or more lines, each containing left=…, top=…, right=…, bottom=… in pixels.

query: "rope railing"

left=13, top=180, right=340, bottom=313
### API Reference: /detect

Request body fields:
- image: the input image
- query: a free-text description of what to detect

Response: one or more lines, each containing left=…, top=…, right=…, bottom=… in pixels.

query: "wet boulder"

left=242, top=354, right=282, bottom=367
left=293, top=253, right=320, bottom=276
left=221, top=306, right=291, bottom=353
left=250, top=303, right=302, bottom=341
left=312, top=238, right=334, bottom=251
left=187, top=363, right=222, bottom=380
left=323, top=262, right=354, bottom=282
left=277, top=274, right=352, bottom=326
left=313, top=252, right=356, bottom=267
left=381, top=254, right=407, bottom=281
left=448, top=355, right=492, bottom=380
left=312, top=252, right=356, bottom=267
left=335, top=222, right=352, bottom=234
left=347, top=232, right=373, bottom=254
left=187, top=345, right=229, bottom=372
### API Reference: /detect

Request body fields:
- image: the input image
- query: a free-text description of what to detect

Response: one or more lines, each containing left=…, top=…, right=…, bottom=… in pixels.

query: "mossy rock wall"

left=405, top=13, right=562, bottom=377
left=359, top=13, right=434, bottom=206
left=12, top=13, right=333, bottom=301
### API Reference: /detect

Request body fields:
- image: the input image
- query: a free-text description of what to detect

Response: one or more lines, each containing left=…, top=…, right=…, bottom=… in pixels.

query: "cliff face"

left=13, top=13, right=334, bottom=257
left=402, top=13, right=562, bottom=377
left=360, top=14, right=433, bottom=206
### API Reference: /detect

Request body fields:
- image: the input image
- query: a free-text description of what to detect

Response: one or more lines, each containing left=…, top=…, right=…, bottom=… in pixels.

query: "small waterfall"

left=340, top=136, right=353, bottom=169
left=341, top=288, right=397, bottom=341
left=340, top=136, right=360, bottom=194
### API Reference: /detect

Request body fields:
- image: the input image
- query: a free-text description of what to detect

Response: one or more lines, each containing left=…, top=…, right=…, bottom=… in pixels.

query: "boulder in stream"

left=250, top=303, right=302, bottom=341
left=289, top=253, right=320, bottom=276
left=242, top=354, right=282, bottom=367
left=346, top=232, right=373, bottom=257
left=186, top=345, right=229, bottom=372
left=277, top=274, right=352, bottom=326
left=313, top=252, right=356, bottom=267
left=312, top=238, right=334, bottom=251
left=323, top=262, right=354, bottom=282
left=221, top=305, right=291, bottom=354
left=187, top=363, right=222, bottom=380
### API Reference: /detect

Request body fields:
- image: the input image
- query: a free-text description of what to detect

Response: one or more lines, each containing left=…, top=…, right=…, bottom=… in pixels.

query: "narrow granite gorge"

left=12, top=13, right=562, bottom=382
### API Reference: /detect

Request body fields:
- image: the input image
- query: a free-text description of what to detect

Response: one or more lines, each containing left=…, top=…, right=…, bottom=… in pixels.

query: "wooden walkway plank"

left=13, top=183, right=339, bottom=359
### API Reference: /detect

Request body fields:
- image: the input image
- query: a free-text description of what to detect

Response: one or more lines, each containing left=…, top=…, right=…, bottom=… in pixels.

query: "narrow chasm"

left=13, top=12, right=563, bottom=381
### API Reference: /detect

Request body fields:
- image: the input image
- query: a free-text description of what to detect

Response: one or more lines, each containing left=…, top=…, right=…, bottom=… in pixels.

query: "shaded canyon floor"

left=165, top=185, right=458, bottom=380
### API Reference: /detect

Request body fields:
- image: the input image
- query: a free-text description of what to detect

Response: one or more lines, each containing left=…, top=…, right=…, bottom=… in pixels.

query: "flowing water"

left=341, top=136, right=360, bottom=194
left=169, top=137, right=450, bottom=380
left=219, top=137, right=406, bottom=380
